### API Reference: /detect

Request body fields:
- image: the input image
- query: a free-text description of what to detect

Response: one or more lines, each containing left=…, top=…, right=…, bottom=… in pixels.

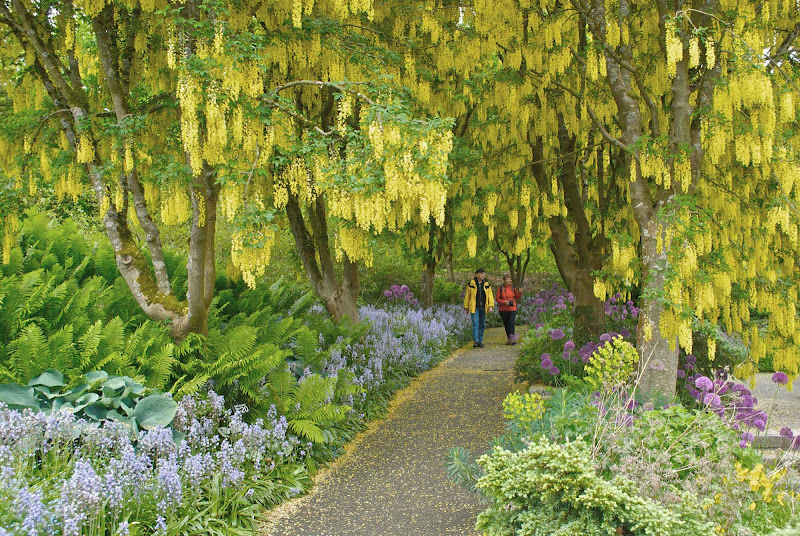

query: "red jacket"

left=496, top=285, right=522, bottom=311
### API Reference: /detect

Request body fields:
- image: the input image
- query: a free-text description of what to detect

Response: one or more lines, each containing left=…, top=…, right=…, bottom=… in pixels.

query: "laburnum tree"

left=466, top=0, right=800, bottom=396
left=0, top=0, right=455, bottom=336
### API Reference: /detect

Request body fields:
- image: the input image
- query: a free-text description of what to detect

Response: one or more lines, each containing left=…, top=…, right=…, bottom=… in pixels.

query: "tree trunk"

left=572, top=268, right=606, bottom=342
left=593, top=0, right=678, bottom=397
left=445, top=245, right=454, bottom=283
left=286, top=194, right=359, bottom=323
left=421, top=259, right=435, bottom=308
left=529, top=134, right=606, bottom=340
left=503, top=250, right=530, bottom=289
left=636, top=218, right=679, bottom=399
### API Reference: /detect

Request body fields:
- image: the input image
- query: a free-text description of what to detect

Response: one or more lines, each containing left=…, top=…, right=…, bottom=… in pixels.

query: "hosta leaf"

left=134, top=394, right=178, bottom=429
left=27, top=369, right=65, bottom=388
left=0, top=384, right=40, bottom=411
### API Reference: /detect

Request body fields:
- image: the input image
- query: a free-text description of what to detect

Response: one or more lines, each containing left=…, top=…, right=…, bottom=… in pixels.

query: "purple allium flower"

left=550, top=366, right=560, bottom=375
left=792, top=436, right=800, bottom=450
left=599, top=333, right=612, bottom=342
left=410, top=298, right=418, bottom=305
left=753, top=419, right=766, bottom=432
left=676, top=370, right=686, bottom=379
left=685, top=354, right=696, bottom=365
left=694, top=376, right=714, bottom=391
left=772, top=372, right=789, bottom=385
left=400, top=285, right=409, bottom=294
left=779, top=427, right=794, bottom=439
left=541, top=358, right=554, bottom=369
left=549, top=328, right=565, bottom=340
left=620, top=329, right=631, bottom=338
left=703, top=393, right=722, bottom=407
left=689, top=388, right=700, bottom=399
left=383, top=290, right=393, bottom=298
left=564, top=340, right=575, bottom=351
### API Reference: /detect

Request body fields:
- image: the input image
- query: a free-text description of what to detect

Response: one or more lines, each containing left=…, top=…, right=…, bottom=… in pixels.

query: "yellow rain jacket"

left=464, top=278, right=494, bottom=313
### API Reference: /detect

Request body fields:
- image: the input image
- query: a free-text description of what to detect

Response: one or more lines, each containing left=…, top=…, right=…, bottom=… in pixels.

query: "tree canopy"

left=1, top=0, right=799, bottom=396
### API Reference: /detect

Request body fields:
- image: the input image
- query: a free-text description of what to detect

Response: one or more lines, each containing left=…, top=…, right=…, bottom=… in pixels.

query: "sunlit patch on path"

left=261, top=327, right=522, bottom=536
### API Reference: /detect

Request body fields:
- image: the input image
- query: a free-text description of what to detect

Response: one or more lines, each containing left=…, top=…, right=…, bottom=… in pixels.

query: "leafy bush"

left=475, top=437, right=715, bottom=536
left=433, top=277, right=461, bottom=304
left=514, top=287, right=639, bottom=386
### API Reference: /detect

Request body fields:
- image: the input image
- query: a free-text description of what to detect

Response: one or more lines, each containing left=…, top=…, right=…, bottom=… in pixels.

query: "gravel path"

left=260, top=327, right=520, bottom=536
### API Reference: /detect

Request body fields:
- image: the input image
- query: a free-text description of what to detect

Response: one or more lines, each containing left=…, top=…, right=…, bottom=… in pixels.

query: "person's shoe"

left=473, top=342, right=480, bottom=348
left=511, top=341, right=517, bottom=346
left=478, top=342, right=485, bottom=348
left=505, top=338, right=513, bottom=345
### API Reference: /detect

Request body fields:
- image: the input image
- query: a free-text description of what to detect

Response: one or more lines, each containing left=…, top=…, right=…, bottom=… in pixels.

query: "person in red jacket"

left=497, top=274, right=522, bottom=345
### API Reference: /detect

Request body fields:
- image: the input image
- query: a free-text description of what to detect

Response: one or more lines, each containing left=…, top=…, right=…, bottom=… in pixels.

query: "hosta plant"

left=0, top=369, right=178, bottom=436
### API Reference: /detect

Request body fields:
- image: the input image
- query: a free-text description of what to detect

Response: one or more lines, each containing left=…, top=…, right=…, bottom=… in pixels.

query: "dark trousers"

left=499, top=310, right=516, bottom=338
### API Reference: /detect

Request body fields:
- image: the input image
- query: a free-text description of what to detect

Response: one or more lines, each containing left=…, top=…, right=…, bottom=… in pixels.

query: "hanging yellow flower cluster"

left=2, top=213, right=19, bottom=265
left=231, top=228, right=276, bottom=289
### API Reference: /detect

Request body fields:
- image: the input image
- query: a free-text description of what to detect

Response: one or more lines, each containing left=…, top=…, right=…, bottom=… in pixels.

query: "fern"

left=8, top=324, right=49, bottom=383
left=293, top=326, right=326, bottom=370
left=77, top=321, right=103, bottom=369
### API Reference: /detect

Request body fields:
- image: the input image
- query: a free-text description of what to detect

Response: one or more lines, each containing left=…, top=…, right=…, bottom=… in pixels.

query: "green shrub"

left=475, top=437, right=715, bottom=536
left=433, top=277, right=462, bottom=304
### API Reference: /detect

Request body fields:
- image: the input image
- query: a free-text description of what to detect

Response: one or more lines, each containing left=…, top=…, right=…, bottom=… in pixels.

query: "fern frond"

left=8, top=323, right=50, bottom=383
left=78, top=320, right=103, bottom=368
left=288, top=419, right=325, bottom=443
left=142, top=343, right=175, bottom=390
left=173, top=373, right=211, bottom=398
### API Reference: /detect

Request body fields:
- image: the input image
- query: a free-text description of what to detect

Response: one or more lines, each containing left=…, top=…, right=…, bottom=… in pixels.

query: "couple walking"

left=463, top=268, right=521, bottom=348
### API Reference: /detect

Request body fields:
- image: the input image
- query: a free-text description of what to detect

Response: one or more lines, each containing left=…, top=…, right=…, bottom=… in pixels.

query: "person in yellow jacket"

left=464, top=268, right=494, bottom=347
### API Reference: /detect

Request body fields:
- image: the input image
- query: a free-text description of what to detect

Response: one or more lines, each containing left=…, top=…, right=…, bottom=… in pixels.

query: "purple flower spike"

left=779, top=427, right=794, bottom=439
left=772, top=372, right=789, bottom=385
left=695, top=376, right=714, bottom=391
left=564, top=340, right=575, bottom=351
left=754, top=419, right=766, bottom=432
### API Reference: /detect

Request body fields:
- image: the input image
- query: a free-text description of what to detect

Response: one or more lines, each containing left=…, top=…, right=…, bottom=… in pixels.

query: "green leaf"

left=84, top=370, right=108, bottom=386
left=75, top=393, right=100, bottom=406
left=134, top=394, right=178, bottom=429
left=84, top=403, right=108, bottom=421
left=28, top=369, right=65, bottom=388
left=0, top=384, right=40, bottom=410
left=103, top=376, right=126, bottom=391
